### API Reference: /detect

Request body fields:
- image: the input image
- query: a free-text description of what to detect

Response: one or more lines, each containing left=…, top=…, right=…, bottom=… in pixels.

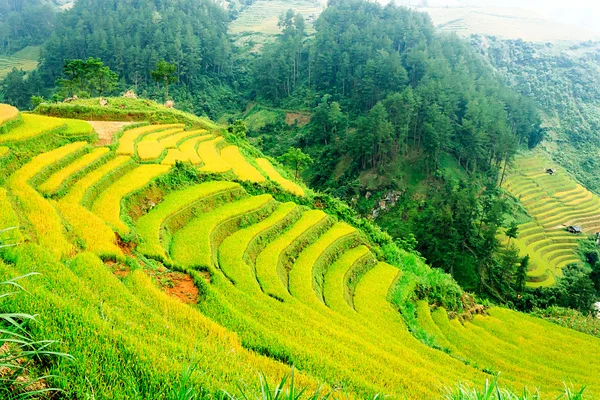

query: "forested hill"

left=38, top=0, right=237, bottom=117
left=248, top=0, right=543, bottom=294
left=3, top=0, right=595, bottom=306
left=0, top=0, right=61, bottom=53
left=471, top=37, right=600, bottom=195
left=253, top=1, right=543, bottom=183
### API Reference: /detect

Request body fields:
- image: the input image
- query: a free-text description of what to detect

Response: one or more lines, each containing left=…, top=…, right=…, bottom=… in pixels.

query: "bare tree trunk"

left=499, top=158, right=509, bottom=188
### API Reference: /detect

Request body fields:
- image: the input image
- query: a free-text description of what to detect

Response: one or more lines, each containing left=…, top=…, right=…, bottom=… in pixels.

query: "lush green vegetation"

left=239, top=1, right=546, bottom=300
left=0, top=1, right=57, bottom=53
left=0, top=46, right=40, bottom=80
left=0, top=100, right=598, bottom=398
left=0, top=0, right=599, bottom=396
left=35, top=0, right=237, bottom=117
left=0, top=0, right=552, bottom=303
left=472, top=38, right=600, bottom=197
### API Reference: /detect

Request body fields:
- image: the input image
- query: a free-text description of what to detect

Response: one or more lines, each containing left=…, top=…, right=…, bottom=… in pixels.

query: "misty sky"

left=385, top=0, right=600, bottom=34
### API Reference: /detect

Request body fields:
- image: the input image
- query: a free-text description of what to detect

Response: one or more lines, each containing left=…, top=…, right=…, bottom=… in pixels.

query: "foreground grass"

left=0, top=265, right=72, bottom=399
left=445, top=375, right=586, bottom=400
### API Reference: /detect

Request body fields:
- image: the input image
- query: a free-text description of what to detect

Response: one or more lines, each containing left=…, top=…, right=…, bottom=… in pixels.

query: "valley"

left=2, top=0, right=600, bottom=398
left=1, top=99, right=599, bottom=398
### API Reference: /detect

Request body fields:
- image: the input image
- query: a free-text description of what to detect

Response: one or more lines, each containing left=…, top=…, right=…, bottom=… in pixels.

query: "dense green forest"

left=1, top=0, right=599, bottom=312
left=0, top=0, right=59, bottom=53
left=6, top=0, right=240, bottom=117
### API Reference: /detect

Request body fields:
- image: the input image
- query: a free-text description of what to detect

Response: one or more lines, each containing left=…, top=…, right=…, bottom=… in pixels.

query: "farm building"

left=566, top=225, right=583, bottom=234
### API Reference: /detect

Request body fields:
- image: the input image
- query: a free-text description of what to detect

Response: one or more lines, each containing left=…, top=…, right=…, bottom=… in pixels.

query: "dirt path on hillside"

left=88, top=121, right=133, bottom=146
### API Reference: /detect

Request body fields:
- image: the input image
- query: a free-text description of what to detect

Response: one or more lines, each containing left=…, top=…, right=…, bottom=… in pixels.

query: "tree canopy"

left=36, top=0, right=236, bottom=117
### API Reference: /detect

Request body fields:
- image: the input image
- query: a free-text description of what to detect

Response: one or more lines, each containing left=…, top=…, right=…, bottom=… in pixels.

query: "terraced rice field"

left=0, top=104, right=19, bottom=126
left=256, top=157, right=305, bottom=196
left=228, top=0, right=324, bottom=35
left=1, top=104, right=598, bottom=398
left=503, top=154, right=600, bottom=286
left=0, top=46, right=40, bottom=79
left=115, top=124, right=303, bottom=194
left=0, top=113, right=95, bottom=144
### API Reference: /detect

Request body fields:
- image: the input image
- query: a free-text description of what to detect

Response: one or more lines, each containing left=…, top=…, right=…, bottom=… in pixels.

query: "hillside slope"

left=1, top=101, right=599, bottom=398
left=501, top=154, right=600, bottom=287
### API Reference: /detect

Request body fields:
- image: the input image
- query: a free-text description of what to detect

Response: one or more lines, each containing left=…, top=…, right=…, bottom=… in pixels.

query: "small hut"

left=546, top=168, right=556, bottom=175
left=566, top=225, right=583, bottom=234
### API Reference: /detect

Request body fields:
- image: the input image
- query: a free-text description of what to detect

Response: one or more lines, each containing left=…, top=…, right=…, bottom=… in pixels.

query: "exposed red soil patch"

left=116, top=235, right=135, bottom=256
left=88, top=121, right=133, bottom=146
left=106, top=261, right=131, bottom=278
left=113, top=267, right=131, bottom=278
left=160, top=272, right=199, bottom=304
left=285, top=112, right=310, bottom=127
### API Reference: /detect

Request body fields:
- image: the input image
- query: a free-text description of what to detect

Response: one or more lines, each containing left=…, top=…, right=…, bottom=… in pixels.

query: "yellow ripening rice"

left=140, top=128, right=184, bottom=142
left=56, top=201, right=123, bottom=259
left=0, top=104, right=18, bottom=125
left=220, top=146, right=266, bottom=183
left=323, top=245, right=372, bottom=315
left=38, top=147, right=110, bottom=195
left=0, top=146, right=8, bottom=158
left=62, top=156, right=131, bottom=205
left=135, top=181, right=240, bottom=260
left=91, top=164, right=170, bottom=234
left=170, top=194, right=274, bottom=268
left=58, top=156, right=132, bottom=259
left=116, top=124, right=183, bottom=155
left=0, top=114, right=65, bottom=144
left=288, top=222, right=357, bottom=307
left=7, top=142, right=87, bottom=257
left=198, top=137, right=231, bottom=173
left=218, top=202, right=298, bottom=294
left=256, top=158, right=305, bottom=196
left=137, top=141, right=166, bottom=161
left=161, top=149, right=190, bottom=165
left=178, top=134, right=212, bottom=165
left=159, top=129, right=207, bottom=149
left=254, top=209, right=329, bottom=300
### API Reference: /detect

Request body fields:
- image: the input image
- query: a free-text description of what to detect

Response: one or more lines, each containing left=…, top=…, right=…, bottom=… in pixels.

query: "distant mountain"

left=230, top=0, right=599, bottom=43
left=382, top=0, right=600, bottom=42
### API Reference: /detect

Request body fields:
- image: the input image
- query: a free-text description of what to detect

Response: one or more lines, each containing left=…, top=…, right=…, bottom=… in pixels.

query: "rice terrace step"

left=0, top=102, right=599, bottom=398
